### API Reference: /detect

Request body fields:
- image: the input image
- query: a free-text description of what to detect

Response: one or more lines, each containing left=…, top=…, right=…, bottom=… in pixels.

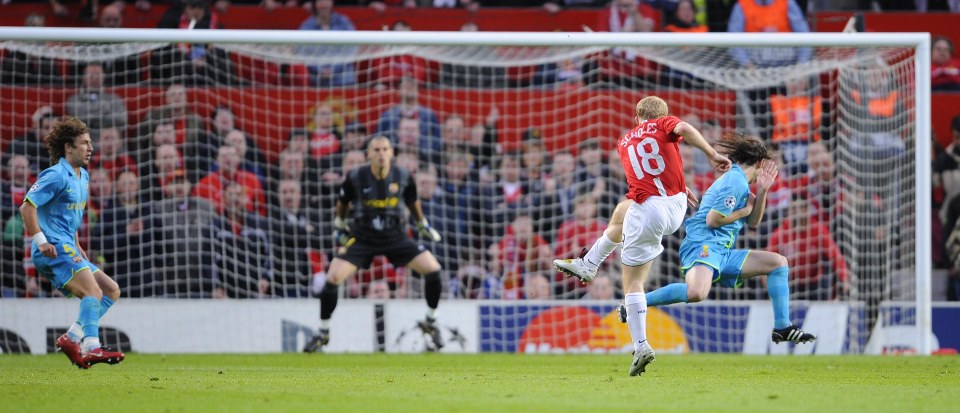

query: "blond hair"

left=636, top=96, right=669, bottom=120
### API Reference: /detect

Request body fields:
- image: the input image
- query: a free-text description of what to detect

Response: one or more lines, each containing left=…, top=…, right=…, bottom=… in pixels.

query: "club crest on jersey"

left=724, top=196, right=737, bottom=209
left=72, top=256, right=82, bottom=263
left=389, top=183, right=399, bottom=194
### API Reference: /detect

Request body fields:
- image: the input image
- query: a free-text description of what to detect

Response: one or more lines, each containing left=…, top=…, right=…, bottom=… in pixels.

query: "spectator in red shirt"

left=592, top=0, right=659, bottom=86
left=370, top=20, right=429, bottom=89
left=553, top=194, right=606, bottom=297
left=90, top=126, right=137, bottom=180
left=193, top=145, right=266, bottom=216
left=766, top=195, right=850, bottom=300
left=932, top=36, right=960, bottom=92
left=488, top=213, right=552, bottom=300
left=307, top=102, right=342, bottom=160
left=138, top=83, right=205, bottom=149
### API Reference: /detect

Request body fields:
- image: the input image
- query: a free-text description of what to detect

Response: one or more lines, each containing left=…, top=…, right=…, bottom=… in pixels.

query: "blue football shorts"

left=32, top=241, right=101, bottom=296
left=679, top=242, right=751, bottom=288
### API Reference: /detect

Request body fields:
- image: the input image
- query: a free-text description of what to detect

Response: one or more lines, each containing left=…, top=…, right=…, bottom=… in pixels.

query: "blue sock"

left=645, top=283, right=688, bottom=307
left=99, top=296, right=115, bottom=319
left=79, top=296, right=101, bottom=339
left=768, top=266, right=791, bottom=329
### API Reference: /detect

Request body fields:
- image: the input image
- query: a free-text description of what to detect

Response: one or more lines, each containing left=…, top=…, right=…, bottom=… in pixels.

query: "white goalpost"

left=0, top=27, right=931, bottom=355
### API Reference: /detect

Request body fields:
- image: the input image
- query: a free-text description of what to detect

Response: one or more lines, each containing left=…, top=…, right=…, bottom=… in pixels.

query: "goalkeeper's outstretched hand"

left=417, top=219, right=442, bottom=242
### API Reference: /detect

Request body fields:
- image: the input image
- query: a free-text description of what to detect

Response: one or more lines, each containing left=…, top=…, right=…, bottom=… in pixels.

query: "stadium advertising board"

left=479, top=302, right=868, bottom=355
left=1, top=301, right=957, bottom=355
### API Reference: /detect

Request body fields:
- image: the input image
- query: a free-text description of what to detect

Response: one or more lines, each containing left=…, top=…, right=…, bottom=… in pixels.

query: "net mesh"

left=0, top=36, right=919, bottom=353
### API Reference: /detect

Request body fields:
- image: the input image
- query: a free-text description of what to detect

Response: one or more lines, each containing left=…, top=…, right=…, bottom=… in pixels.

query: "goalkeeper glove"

left=333, top=217, right=352, bottom=246
left=417, top=219, right=442, bottom=242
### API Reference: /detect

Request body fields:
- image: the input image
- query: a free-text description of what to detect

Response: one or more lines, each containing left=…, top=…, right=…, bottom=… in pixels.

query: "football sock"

left=624, top=292, right=648, bottom=352
left=66, top=322, right=83, bottom=343
left=319, top=282, right=339, bottom=321
left=583, top=233, right=619, bottom=270
left=320, top=319, right=331, bottom=331
left=99, top=296, right=115, bottom=319
left=81, top=336, right=102, bottom=353
left=645, top=283, right=688, bottom=307
left=768, top=266, right=791, bottom=329
left=78, top=296, right=101, bottom=350
left=426, top=308, right=437, bottom=320
left=423, top=271, right=441, bottom=311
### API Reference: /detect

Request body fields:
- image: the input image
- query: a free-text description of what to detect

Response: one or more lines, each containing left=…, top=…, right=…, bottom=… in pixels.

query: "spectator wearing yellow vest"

left=728, top=0, right=812, bottom=69
left=769, top=77, right=823, bottom=176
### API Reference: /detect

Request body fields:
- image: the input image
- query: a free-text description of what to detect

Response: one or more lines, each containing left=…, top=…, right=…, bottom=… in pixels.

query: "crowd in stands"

left=1, top=0, right=958, bottom=302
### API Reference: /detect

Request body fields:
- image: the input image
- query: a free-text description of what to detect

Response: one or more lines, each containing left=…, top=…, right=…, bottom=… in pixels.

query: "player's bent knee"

left=99, top=275, right=121, bottom=300
left=103, top=284, right=120, bottom=301
left=776, top=254, right=789, bottom=268
left=686, top=288, right=708, bottom=303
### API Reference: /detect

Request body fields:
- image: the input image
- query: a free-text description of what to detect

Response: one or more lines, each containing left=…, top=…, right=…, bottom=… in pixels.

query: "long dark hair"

left=44, top=117, right=89, bottom=165
left=716, top=131, right=772, bottom=166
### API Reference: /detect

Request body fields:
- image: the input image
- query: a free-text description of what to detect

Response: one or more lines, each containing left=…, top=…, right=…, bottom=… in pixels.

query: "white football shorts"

left=620, top=192, right=687, bottom=266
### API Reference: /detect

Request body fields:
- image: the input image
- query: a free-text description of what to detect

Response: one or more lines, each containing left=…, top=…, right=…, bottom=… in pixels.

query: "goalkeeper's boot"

left=80, top=347, right=125, bottom=367
left=56, top=333, right=87, bottom=369
left=303, top=329, right=330, bottom=353
left=418, top=317, right=444, bottom=352
left=771, top=325, right=817, bottom=344
left=553, top=248, right=597, bottom=283
left=629, top=341, right=656, bottom=377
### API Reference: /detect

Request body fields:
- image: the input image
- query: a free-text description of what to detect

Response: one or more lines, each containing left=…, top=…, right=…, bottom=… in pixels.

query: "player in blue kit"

left=20, top=117, right=125, bottom=369
left=644, top=132, right=816, bottom=345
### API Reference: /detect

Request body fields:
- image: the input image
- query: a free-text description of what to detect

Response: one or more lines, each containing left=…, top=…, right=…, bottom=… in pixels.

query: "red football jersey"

left=618, top=115, right=685, bottom=204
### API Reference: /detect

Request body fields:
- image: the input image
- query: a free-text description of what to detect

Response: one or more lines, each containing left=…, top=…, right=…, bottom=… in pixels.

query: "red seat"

left=230, top=51, right=281, bottom=86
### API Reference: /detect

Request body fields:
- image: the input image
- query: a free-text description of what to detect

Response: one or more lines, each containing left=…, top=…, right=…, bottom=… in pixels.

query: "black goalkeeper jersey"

left=339, top=164, right=418, bottom=241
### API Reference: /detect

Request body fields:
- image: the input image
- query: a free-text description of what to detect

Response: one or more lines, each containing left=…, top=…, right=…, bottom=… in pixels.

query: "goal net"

left=0, top=29, right=930, bottom=355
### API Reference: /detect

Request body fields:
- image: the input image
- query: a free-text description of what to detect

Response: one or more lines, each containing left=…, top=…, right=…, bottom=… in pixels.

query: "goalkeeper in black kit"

left=304, top=136, right=445, bottom=352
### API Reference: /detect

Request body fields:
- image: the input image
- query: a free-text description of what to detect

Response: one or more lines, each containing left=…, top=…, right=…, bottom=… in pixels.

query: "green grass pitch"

left=2, top=353, right=958, bottom=413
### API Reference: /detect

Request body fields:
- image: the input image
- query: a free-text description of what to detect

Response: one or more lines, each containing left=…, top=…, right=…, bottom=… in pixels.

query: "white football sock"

left=582, top=233, right=619, bottom=270
left=426, top=308, right=437, bottom=320
left=320, top=319, right=331, bottom=331
left=81, top=337, right=102, bottom=353
left=624, top=292, right=648, bottom=353
left=67, top=322, right=83, bottom=343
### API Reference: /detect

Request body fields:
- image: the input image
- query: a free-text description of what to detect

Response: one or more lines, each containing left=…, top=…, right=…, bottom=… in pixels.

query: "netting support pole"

left=915, top=34, right=933, bottom=356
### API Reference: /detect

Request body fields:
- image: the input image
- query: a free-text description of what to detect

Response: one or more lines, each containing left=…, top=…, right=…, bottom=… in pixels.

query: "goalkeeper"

left=304, top=136, right=445, bottom=352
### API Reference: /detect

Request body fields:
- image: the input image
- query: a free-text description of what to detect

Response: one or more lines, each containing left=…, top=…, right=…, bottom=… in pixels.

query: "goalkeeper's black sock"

left=319, top=282, right=340, bottom=321
left=423, top=271, right=442, bottom=312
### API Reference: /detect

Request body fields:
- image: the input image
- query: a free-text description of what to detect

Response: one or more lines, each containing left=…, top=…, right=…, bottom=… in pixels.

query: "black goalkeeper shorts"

left=336, top=236, right=428, bottom=269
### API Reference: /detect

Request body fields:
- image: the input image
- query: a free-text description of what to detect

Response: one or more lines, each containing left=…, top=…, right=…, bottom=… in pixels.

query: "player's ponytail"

left=716, top=131, right=772, bottom=166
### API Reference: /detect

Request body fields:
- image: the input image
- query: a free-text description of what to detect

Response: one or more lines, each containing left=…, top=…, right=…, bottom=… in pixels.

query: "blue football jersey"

left=682, top=164, right=751, bottom=249
left=24, top=157, right=89, bottom=246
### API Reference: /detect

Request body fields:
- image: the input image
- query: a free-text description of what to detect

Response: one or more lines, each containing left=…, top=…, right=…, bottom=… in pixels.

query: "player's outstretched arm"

left=673, top=122, right=731, bottom=172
